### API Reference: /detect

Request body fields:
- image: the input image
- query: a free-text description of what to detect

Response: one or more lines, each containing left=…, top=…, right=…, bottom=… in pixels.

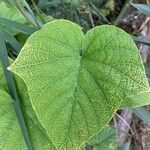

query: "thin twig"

left=117, top=109, right=133, bottom=148
left=13, top=0, right=40, bottom=28
left=87, top=9, right=94, bottom=27
left=116, top=113, right=134, bottom=134
left=90, top=2, right=110, bottom=24
left=113, top=0, right=133, bottom=26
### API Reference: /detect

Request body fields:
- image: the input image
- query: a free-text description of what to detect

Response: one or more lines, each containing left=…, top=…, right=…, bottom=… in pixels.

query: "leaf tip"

left=7, top=64, right=13, bottom=72
left=7, top=66, right=11, bottom=71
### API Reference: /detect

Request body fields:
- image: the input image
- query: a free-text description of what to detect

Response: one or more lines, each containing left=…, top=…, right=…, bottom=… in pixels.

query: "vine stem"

left=117, top=109, right=133, bottom=148
left=0, top=30, right=32, bottom=150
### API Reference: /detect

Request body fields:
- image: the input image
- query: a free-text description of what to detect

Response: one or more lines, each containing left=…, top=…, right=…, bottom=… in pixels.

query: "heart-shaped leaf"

left=9, top=20, right=150, bottom=149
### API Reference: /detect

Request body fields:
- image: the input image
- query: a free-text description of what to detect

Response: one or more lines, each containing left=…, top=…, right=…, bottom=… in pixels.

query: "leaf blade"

left=131, top=3, right=150, bottom=16
left=0, top=90, right=27, bottom=149
left=0, top=17, right=36, bottom=35
left=133, top=107, right=150, bottom=124
left=3, top=29, right=22, bottom=53
left=9, top=20, right=150, bottom=149
left=87, top=126, right=118, bottom=150
left=0, top=29, right=32, bottom=150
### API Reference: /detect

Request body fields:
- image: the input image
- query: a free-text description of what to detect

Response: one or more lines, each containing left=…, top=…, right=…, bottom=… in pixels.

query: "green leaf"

left=0, top=89, right=56, bottom=149
left=132, top=36, right=150, bottom=46
left=16, top=32, right=29, bottom=47
left=9, top=20, right=150, bottom=149
left=144, top=64, right=150, bottom=81
left=0, top=17, right=36, bottom=35
left=133, top=107, right=150, bottom=124
left=0, top=60, right=56, bottom=149
left=131, top=3, right=150, bottom=16
left=0, top=29, right=32, bottom=149
left=3, top=29, right=22, bottom=53
left=0, top=2, right=26, bottom=35
left=0, top=90, right=27, bottom=149
left=86, top=126, right=117, bottom=150
left=119, top=140, right=131, bottom=150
